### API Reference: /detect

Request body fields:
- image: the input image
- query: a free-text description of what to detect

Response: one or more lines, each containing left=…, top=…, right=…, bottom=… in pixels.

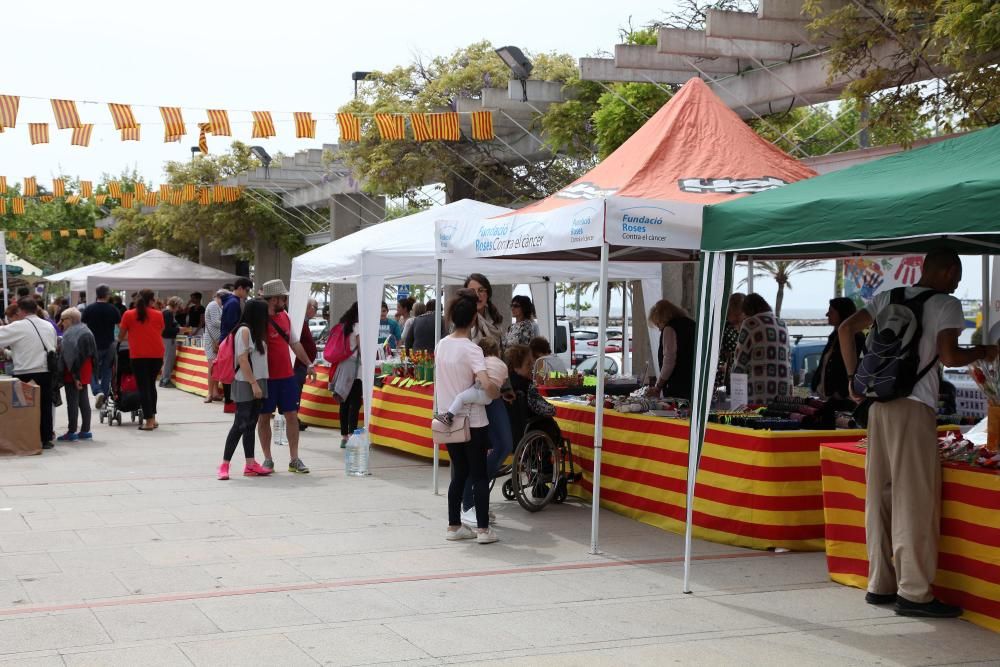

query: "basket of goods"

left=537, top=372, right=585, bottom=397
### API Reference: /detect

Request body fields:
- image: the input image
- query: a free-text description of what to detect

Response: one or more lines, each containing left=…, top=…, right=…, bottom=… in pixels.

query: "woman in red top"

left=119, top=289, right=165, bottom=430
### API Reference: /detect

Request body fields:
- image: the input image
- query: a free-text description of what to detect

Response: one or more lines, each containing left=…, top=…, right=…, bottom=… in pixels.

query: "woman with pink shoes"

left=217, top=299, right=272, bottom=480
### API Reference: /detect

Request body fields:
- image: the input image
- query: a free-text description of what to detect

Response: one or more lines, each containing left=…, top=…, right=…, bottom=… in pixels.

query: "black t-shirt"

left=186, top=304, right=205, bottom=329
left=81, top=301, right=122, bottom=349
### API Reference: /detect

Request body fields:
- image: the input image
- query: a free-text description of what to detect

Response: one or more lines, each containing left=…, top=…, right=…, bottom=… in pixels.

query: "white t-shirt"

left=435, top=335, right=488, bottom=428
left=864, top=287, right=965, bottom=409
left=234, top=326, right=269, bottom=383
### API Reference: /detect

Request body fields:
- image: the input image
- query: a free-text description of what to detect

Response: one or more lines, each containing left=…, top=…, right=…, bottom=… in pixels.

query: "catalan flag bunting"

left=294, top=112, right=316, bottom=139
left=121, top=192, right=134, bottom=208
left=144, top=192, right=158, bottom=207
left=0, top=95, right=19, bottom=128
left=52, top=179, right=65, bottom=197
left=80, top=181, right=92, bottom=198
left=337, top=113, right=360, bottom=142
left=93, top=228, right=104, bottom=239
left=0, top=200, right=5, bottom=215
left=71, top=124, right=94, bottom=147
left=28, top=123, right=49, bottom=145
left=206, top=110, right=231, bottom=136
left=24, top=177, right=37, bottom=197
left=66, top=195, right=80, bottom=205
left=470, top=111, right=494, bottom=140
left=429, top=112, right=460, bottom=141
left=160, top=106, right=185, bottom=141
left=159, top=184, right=172, bottom=201
left=108, top=182, right=122, bottom=199
left=133, top=183, right=146, bottom=200
left=60, top=230, right=70, bottom=238
left=182, top=184, right=196, bottom=202
left=121, top=125, right=141, bottom=141
left=107, top=103, right=138, bottom=130
left=213, top=185, right=224, bottom=202
left=224, top=186, right=241, bottom=203
left=199, top=188, right=211, bottom=205
left=374, top=114, right=406, bottom=141
left=251, top=111, right=276, bottom=138
left=50, top=99, right=82, bottom=129
left=0, top=176, right=6, bottom=192
left=41, top=231, right=52, bottom=241
left=40, top=195, right=54, bottom=203
left=410, top=114, right=432, bottom=142
left=95, top=194, right=107, bottom=206
left=197, top=123, right=210, bottom=154
left=169, top=191, right=183, bottom=206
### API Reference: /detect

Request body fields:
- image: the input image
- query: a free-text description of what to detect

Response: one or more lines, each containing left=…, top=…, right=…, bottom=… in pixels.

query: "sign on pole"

left=396, top=284, right=410, bottom=300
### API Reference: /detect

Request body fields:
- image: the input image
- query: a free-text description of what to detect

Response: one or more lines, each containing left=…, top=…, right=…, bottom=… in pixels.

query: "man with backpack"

left=839, top=249, right=997, bottom=619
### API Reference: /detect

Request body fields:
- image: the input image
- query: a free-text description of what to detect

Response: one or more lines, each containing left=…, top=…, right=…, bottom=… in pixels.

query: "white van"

left=552, top=319, right=573, bottom=370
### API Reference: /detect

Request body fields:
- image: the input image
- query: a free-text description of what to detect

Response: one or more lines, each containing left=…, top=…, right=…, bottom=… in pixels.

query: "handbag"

left=431, top=414, right=470, bottom=444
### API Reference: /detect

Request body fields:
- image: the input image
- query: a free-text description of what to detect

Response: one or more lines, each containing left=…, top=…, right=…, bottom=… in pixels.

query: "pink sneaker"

left=217, top=462, right=230, bottom=480
left=244, top=460, right=273, bottom=476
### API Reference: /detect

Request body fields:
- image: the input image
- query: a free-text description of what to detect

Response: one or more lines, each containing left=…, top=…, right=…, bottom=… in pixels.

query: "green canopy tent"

left=678, top=125, right=1000, bottom=591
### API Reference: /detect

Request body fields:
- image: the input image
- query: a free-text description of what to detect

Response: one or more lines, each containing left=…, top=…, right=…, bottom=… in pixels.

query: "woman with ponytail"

left=118, top=288, right=165, bottom=430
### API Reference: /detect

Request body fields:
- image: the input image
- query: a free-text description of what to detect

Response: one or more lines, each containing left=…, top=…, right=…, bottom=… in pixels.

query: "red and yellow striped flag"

left=108, top=103, right=138, bottom=130
left=169, top=191, right=183, bottom=206
left=198, top=187, right=211, bottom=205
left=76, top=229, right=87, bottom=238
left=159, top=184, right=172, bottom=201
left=206, top=110, right=230, bottom=136
left=213, top=185, right=224, bottom=203
left=0, top=176, right=6, bottom=192
left=374, top=114, right=406, bottom=141
left=41, top=231, right=52, bottom=241
left=28, top=123, right=49, bottom=145
left=52, top=178, right=65, bottom=197
left=160, top=106, right=185, bottom=141
left=144, top=192, right=158, bottom=207
left=294, top=112, right=316, bottom=138
left=225, top=186, right=242, bottom=203
left=93, top=228, right=104, bottom=239
left=134, top=182, right=146, bottom=199
left=50, top=99, right=82, bottom=129
left=60, top=229, right=70, bottom=238
left=251, top=111, right=276, bottom=138
left=0, top=199, right=5, bottom=215
left=80, top=181, right=92, bottom=198
left=0, top=95, right=19, bottom=128
left=94, top=194, right=107, bottom=206
left=120, top=125, right=141, bottom=141
left=71, top=124, right=94, bottom=147
left=429, top=112, right=460, bottom=141
left=66, top=195, right=80, bottom=205
left=11, top=198, right=24, bottom=215
left=121, top=192, right=134, bottom=208
left=197, top=123, right=210, bottom=154
left=470, top=111, right=494, bottom=140
left=40, top=195, right=54, bottom=203
left=24, top=177, right=37, bottom=197
left=336, top=113, right=360, bottom=142
left=410, top=114, right=432, bottom=142
left=182, top=184, right=196, bottom=202
left=108, top=182, right=122, bottom=199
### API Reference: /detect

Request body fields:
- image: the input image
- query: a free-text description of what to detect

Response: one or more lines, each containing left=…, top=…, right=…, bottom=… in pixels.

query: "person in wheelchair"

left=504, top=344, right=563, bottom=446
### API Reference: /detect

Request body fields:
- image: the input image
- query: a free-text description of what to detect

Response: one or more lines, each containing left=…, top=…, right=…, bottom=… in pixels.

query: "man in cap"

left=257, top=279, right=316, bottom=474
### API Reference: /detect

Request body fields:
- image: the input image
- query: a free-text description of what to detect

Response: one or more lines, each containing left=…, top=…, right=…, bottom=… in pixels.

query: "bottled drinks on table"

left=345, top=427, right=370, bottom=476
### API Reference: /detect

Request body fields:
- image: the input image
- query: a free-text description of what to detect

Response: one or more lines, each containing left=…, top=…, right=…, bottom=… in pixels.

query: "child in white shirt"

left=436, top=337, right=511, bottom=424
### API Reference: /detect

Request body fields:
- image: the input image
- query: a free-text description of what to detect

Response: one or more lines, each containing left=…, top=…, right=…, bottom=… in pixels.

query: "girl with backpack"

left=217, top=298, right=273, bottom=480
left=326, top=302, right=362, bottom=448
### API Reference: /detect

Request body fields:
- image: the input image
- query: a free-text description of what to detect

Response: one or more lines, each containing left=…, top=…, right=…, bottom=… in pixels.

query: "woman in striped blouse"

left=202, top=289, right=228, bottom=403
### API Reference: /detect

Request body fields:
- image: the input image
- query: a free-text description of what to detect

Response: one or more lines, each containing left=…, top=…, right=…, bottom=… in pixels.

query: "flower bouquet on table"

left=968, top=359, right=1000, bottom=456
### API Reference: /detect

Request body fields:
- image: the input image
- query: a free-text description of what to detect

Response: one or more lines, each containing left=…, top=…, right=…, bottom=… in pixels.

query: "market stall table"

left=820, top=441, right=1000, bottom=634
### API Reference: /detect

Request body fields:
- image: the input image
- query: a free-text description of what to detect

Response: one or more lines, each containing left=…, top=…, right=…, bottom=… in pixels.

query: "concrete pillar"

left=198, top=237, right=229, bottom=273
left=630, top=280, right=652, bottom=381
left=328, top=193, right=385, bottom=319
left=252, top=236, right=292, bottom=288
left=661, top=263, right=698, bottom=316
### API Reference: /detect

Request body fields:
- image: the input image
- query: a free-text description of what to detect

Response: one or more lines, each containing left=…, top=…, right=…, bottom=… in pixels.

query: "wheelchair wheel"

left=502, top=479, right=515, bottom=501
left=512, top=430, right=560, bottom=512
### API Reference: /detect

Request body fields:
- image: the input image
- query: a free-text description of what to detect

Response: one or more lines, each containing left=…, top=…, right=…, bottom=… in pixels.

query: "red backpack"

left=323, top=323, right=354, bottom=370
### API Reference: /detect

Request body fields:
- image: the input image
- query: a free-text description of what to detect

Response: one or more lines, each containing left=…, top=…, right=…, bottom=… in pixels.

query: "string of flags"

left=0, top=227, right=105, bottom=241
left=0, top=94, right=497, bottom=149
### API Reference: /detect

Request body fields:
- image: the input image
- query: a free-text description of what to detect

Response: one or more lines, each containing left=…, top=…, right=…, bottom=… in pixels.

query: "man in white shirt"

left=839, top=249, right=997, bottom=619
left=0, top=297, right=58, bottom=450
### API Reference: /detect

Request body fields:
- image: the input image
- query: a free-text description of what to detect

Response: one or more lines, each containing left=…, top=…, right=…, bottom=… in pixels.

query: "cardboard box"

left=0, top=378, right=41, bottom=456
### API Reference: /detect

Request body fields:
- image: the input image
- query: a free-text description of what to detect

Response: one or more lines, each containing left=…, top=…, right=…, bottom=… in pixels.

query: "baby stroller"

left=99, top=342, right=143, bottom=426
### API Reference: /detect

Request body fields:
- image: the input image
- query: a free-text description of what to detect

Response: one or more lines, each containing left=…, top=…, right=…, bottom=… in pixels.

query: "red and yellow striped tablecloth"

left=173, top=345, right=210, bottom=397
left=821, top=442, right=1000, bottom=634
left=368, top=377, right=449, bottom=461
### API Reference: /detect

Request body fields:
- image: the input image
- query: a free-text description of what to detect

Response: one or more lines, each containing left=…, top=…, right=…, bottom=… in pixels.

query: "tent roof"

left=702, top=124, right=1000, bottom=256
left=46, top=261, right=112, bottom=283
left=84, top=249, right=237, bottom=297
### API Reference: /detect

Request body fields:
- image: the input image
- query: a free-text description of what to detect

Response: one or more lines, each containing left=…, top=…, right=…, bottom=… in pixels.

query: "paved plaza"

left=0, top=389, right=998, bottom=666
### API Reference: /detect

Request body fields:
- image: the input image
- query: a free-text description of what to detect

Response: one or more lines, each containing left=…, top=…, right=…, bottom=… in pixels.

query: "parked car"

left=572, top=330, right=598, bottom=342
left=553, top=319, right=573, bottom=370
left=790, top=338, right=826, bottom=388
left=585, top=336, right=633, bottom=353
left=576, top=352, right=624, bottom=377
left=308, top=317, right=329, bottom=339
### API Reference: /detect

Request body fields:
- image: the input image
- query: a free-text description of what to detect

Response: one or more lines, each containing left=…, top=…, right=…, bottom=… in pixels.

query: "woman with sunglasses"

left=502, top=295, right=537, bottom=349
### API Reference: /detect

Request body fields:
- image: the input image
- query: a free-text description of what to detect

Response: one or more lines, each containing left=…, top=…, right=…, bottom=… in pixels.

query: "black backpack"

left=852, top=287, right=939, bottom=401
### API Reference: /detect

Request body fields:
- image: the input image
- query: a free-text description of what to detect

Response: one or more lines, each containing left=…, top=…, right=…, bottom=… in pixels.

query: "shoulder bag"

left=431, top=413, right=471, bottom=444
left=27, top=319, right=59, bottom=375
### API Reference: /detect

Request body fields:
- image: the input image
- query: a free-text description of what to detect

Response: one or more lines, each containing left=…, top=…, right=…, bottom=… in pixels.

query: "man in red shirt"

left=257, top=280, right=316, bottom=473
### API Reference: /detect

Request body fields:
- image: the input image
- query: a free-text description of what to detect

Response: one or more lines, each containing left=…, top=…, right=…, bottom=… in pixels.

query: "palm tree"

left=744, top=260, right=828, bottom=318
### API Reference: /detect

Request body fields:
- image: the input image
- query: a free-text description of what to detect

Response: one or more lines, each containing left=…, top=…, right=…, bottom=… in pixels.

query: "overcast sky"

left=1, top=1, right=986, bottom=309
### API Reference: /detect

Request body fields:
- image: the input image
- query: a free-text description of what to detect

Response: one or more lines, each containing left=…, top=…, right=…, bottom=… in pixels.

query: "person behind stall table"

left=436, top=288, right=500, bottom=544
left=159, top=297, right=183, bottom=389
left=82, top=284, right=121, bottom=409
left=202, top=289, right=229, bottom=403
left=398, top=297, right=417, bottom=349
left=529, top=336, right=568, bottom=385
left=732, top=294, right=792, bottom=404
left=220, top=277, right=254, bottom=414
left=293, top=298, right=320, bottom=432
left=378, top=301, right=402, bottom=351
left=255, top=279, right=316, bottom=475
left=56, top=307, right=97, bottom=442
left=812, top=297, right=864, bottom=401
left=503, top=295, right=537, bottom=349
left=186, top=292, right=206, bottom=335
left=403, top=299, right=442, bottom=354
left=716, top=292, right=746, bottom=391
left=118, top=289, right=164, bottom=431
left=333, top=302, right=362, bottom=449
left=839, top=248, right=998, bottom=619
left=463, top=273, right=503, bottom=345
left=646, top=299, right=696, bottom=400
left=0, top=297, right=58, bottom=449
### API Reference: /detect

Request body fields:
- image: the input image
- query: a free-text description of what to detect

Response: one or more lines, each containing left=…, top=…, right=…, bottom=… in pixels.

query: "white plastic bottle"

left=273, top=413, right=287, bottom=446
left=346, top=427, right=370, bottom=477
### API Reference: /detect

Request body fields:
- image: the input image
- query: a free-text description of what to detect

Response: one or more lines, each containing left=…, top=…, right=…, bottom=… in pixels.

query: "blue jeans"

left=91, top=345, right=115, bottom=397
left=462, top=399, right=513, bottom=511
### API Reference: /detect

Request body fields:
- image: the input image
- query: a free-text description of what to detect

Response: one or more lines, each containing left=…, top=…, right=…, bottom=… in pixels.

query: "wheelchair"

left=494, top=417, right=580, bottom=512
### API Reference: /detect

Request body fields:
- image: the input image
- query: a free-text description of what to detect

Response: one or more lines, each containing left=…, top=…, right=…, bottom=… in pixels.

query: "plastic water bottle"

left=345, top=427, right=370, bottom=477
left=273, top=414, right=287, bottom=446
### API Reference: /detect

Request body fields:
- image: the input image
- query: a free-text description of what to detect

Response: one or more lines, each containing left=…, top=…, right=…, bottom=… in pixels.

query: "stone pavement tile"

left=288, top=624, right=431, bottom=666
left=98, top=509, right=180, bottom=527
left=485, top=607, right=630, bottom=648
left=225, top=515, right=314, bottom=539
left=705, top=585, right=897, bottom=626
left=386, top=614, right=532, bottom=659
left=0, top=499, right=54, bottom=515
left=569, top=595, right=774, bottom=639
left=75, top=524, right=162, bottom=547
left=0, top=610, right=110, bottom=654
left=0, top=553, right=60, bottom=579
left=44, top=495, right=128, bottom=513
left=150, top=521, right=238, bottom=541
left=168, top=503, right=247, bottom=522
left=215, top=538, right=311, bottom=560
left=293, top=509, right=423, bottom=532
left=50, top=546, right=149, bottom=573
left=0, top=530, right=85, bottom=554
left=0, top=655, right=66, bottom=666
left=62, top=644, right=194, bottom=667
left=0, top=578, right=29, bottom=606
left=2, top=484, right=81, bottom=499
left=114, top=565, right=222, bottom=596
left=195, top=592, right=320, bottom=632
left=200, top=559, right=311, bottom=589
left=179, top=633, right=317, bottom=667
left=19, top=571, right=131, bottom=604
left=233, top=497, right=317, bottom=517
left=134, top=541, right=234, bottom=568
left=93, top=601, right=221, bottom=642
left=285, top=553, right=407, bottom=582
left=683, top=552, right=832, bottom=593
left=0, top=514, right=29, bottom=534
left=22, top=511, right=106, bottom=532
left=376, top=577, right=534, bottom=616
left=291, top=588, right=419, bottom=623
left=108, top=492, right=192, bottom=510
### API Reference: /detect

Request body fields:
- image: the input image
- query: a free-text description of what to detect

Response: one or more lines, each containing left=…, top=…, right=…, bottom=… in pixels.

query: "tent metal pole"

left=1, top=232, right=8, bottom=312
left=590, top=241, right=610, bottom=555
left=432, top=258, right=443, bottom=495
left=622, top=282, right=631, bottom=376
left=746, top=257, right=754, bottom=293
left=983, top=256, right=990, bottom=340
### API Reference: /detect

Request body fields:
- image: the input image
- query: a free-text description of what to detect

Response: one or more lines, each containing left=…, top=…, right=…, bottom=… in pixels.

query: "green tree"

left=744, top=260, right=828, bottom=318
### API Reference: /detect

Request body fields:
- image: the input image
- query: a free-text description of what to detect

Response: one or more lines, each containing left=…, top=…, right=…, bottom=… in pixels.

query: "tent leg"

left=982, top=256, right=990, bottom=339
left=746, top=256, right=754, bottom=294
left=590, top=242, right=610, bottom=555
left=433, top=259, right=443, bottom=495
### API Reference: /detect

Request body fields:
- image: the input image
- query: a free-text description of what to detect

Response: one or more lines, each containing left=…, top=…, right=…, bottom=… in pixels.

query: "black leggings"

left=340, top=379, right=362, bottom=436
left=132, top=358, right=162, bottom=419
left=223, top=400, right=261, bottom=462
left=447, top=427, right=490, bottom=530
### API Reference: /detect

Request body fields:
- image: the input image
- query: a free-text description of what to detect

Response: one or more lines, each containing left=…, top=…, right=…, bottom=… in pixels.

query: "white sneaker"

left=476, top=527, right=499, bottom=544
left=446, top=525, right=474, bottom=541
left=461, top=507, right=497, bottom=527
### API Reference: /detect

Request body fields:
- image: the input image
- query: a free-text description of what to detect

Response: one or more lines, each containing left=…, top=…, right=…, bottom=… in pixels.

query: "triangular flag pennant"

left=120, top=125, right=141, bottom=141
left=294, top=112, right=316, bottom=138
left=251, top=111, right=276, bottom=138
left=197, top=123, right=210, bottom=154
left=470, top=111, right=494, bottom=140
left=71, top=124, right=94, bottom=147
left=52, top=179, right=65, bottom=197
left=374, top=113, right=406, bottom=140
left=428, top=113, right=460, bottom=141
left=28, top=123, right=49, bottom=145
left=0, top=95, right=20, bottom=128
left=107, top=103, right=138, bottom=130
left=80, top=181, right=92, bottom=198
left=206, top=110, right=231, bottom=136
left=24, top=177, right=37, bottom=197
left=336, top=113, right=360, bottom=142
left=50, top=99, right=82, bottom=129
left=410, top=113, right=432, bottom=142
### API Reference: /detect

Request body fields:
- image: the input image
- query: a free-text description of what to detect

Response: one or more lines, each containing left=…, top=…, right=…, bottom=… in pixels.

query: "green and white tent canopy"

left=702, top=125, right=1000, bottom=256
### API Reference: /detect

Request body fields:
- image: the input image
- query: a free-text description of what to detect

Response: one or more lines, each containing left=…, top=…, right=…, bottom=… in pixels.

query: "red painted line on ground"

left=0, top=549, right=785, bottom=617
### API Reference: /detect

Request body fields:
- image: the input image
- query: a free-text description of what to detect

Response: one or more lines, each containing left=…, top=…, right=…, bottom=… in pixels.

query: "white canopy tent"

left=287, top=199, right=664, bottom=491
left=45, top=262, right=113, bottom=305
left=84, top=250, right=237, bottom=304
